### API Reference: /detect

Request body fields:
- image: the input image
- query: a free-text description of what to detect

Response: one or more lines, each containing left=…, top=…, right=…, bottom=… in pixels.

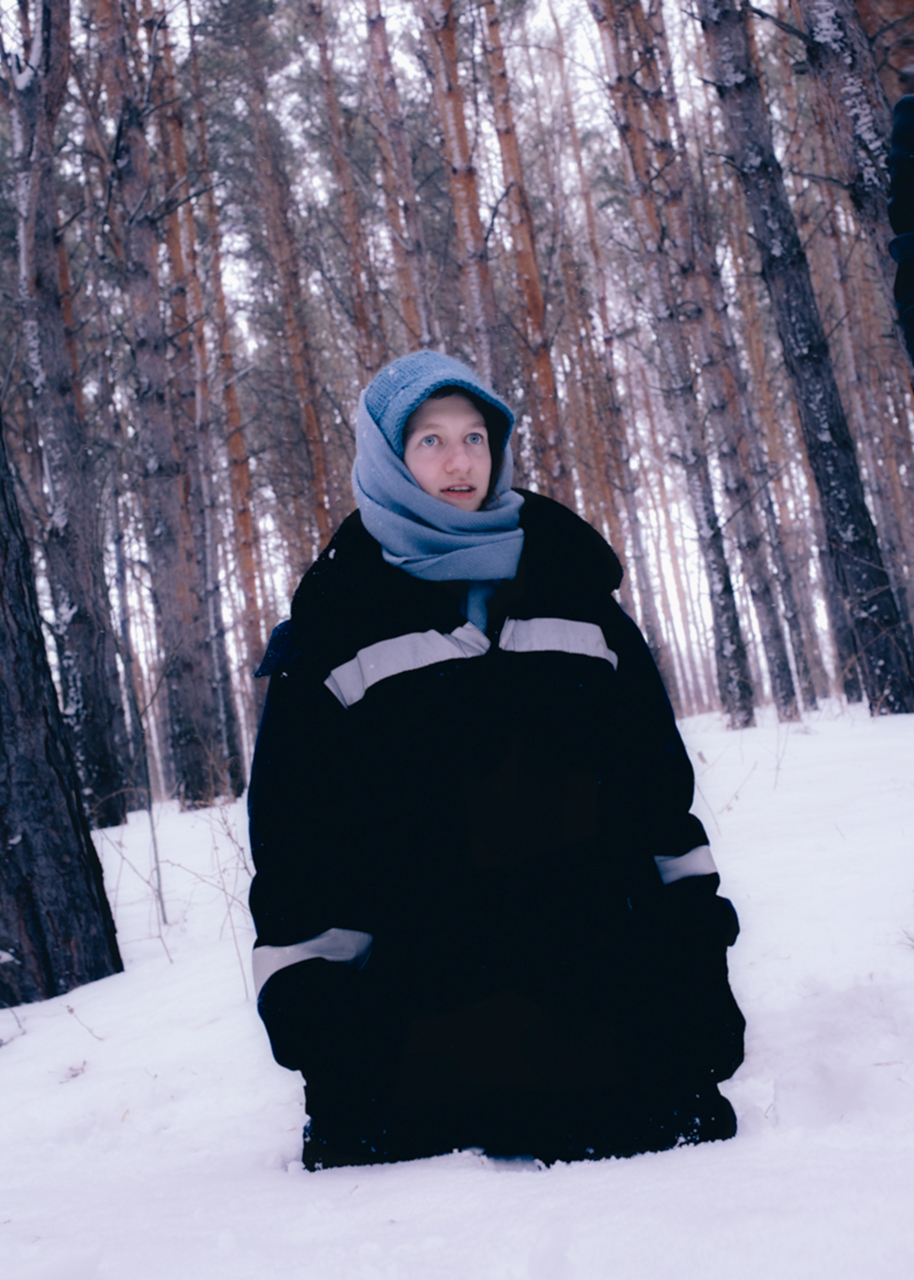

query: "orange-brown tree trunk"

left=245, top=24, right=331, bottom=543
left=421, top=0, right=502, bottom=388
left=365, top=0, right=433, bottom=349
left=309, top=0, right=387, bottom=375
left=150, top=5, right=246, bottom=794
left=480, top=0, right=570, bottom=504
left=185, top=0, right=266, bottom=692
left=790, top=0, right=912, bottom=376
left=91, top=0, right=227, bottom=803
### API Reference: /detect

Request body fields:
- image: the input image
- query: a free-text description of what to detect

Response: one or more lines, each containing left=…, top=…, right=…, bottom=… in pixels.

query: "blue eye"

left=421, top=435, right=437, bottom=447
left=467, top=432, right=484, bottom=444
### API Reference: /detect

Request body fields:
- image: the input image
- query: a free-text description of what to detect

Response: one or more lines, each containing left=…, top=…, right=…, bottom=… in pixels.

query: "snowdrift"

left=1, top=704, right=912, bottom=1279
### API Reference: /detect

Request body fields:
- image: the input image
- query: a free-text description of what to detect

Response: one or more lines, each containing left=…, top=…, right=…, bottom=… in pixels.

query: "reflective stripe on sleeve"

left=324, top=622, right=490, bottom=708
left=252, top=928, right=374, bottom=997
left=654, top=845, right=718, bottom=885
left=498, top=617, right=618, bottom=668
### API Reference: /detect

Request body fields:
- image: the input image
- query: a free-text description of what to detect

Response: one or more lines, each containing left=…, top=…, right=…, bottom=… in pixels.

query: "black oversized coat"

left=248, top=492, right=744, bottom=1158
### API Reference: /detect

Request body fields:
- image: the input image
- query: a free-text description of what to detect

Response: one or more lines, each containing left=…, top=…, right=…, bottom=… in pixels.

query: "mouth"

left=442, top=485, right=475, bottom=495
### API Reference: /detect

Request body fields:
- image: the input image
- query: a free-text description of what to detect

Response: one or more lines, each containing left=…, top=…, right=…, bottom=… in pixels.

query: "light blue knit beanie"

left=364, top=351, right=514, bottom=458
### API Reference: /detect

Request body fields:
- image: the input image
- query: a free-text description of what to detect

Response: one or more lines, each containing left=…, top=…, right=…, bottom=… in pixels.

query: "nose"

left=444, top=441, right=471, bottom=472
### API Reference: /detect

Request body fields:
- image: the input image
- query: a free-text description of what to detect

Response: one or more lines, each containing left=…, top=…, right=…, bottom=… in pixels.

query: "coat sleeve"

left=602, top=602, right=745, bottom=1082
left=602, top=599, right=709, bottom=867
left=247, top=624, right=376, bottom=1072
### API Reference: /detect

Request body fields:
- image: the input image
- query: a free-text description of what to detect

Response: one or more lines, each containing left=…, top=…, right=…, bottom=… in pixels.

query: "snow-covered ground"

left=2, top=703, right=913, bottom=1279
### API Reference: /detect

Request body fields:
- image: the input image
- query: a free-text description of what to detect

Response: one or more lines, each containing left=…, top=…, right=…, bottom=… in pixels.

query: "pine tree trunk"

left=813, top=181, right=914, bottom=655
left=186, top=0, right=266, bottom=696
left=853, top=0, right=914, bottom=107
left=2, top=1, right=131, bottom=826
left=480, top=0, right=570, bottom=504
left=550, top=7, right=682, bottom=707
left=725, top=179, right=821, bottom=709
left=589, top=0, right=756, bottom=726
left=91, top=0, right=231, bottom=801
left=793, top=0, right=912, bottom=374
left=151, top=8, right=246, bottom=795
left=0, top=423, right=122, bottom=1006
left=421, top=0, right=502, bottom=387
left=623, top=0, right=799, bottom=718
left=246, top=29, right=331, bottom=543
left=697, top=0, right=914, bottom=713
left=309, top=0, right=387, bottom=375
left=365, top=0, right=433, bottom=349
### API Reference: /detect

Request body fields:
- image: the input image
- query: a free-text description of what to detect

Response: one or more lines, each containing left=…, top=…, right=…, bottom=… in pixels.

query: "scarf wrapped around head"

left=351, top=354, right=525, bottom=611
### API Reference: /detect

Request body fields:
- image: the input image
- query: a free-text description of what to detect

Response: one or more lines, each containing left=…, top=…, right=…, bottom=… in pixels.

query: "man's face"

left=403, top=394, right=492, bottom=512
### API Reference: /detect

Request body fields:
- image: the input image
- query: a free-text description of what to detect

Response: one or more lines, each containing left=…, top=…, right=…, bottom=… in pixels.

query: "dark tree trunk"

left=91, top=0, right=230, bottom=800
left=2, top=0, right=131, bottom=826
left=0, top=423, right=122, bottom=1007
left=186, top=2, right=266, bottom=721
left=590, top=0, right=756, bottom=727
left=151, top=9, right=246, bottom=796
left=697, top=0, right=914, bottom=713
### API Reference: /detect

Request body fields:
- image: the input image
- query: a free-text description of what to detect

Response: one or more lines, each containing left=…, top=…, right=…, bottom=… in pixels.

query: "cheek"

left=405, top=451, right=438, bottom=493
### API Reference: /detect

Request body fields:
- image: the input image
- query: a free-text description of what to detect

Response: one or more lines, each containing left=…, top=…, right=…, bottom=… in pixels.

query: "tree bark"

left=0, top=420, right=122, bottom=1006
left=480, top=0, right=571, bottom=504
left=365, top=0, right=433, bottom=349
left=91, top=0, right=232, bottom=801
left=853, top=0, right=914, bottom=107
left=185, top=0, right=266, bottom=697
left=589, top=0, right=756, bottom=726
left=790, top=0, right=913, bottom=375
left=613, top=0, right=799, bottom=718
left=698, top=0, right=914, bottom=713
left=1, top=1, right=132, bottom=826
left=309, top=0, right=387, bottom=376
left=246, top=25, right=331, bottom=543
left=150, top=5, right=246, bottom=795
left=421, top=0, right=502, bottom=387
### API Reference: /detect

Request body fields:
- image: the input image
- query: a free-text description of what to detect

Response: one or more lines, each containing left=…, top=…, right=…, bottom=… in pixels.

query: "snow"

left=2, top=703, right=913, bottom=1278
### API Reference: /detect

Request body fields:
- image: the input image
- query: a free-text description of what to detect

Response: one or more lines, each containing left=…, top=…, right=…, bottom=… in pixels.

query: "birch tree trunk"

left=0, top=422, right=122, bottom=1006
left=1, top=1, right=131, bottom=826
left=365, top=0, right=433, bottom=349
left=421, top=0, right=502, bottom=387
left=698, top=0, right=914, bottom=713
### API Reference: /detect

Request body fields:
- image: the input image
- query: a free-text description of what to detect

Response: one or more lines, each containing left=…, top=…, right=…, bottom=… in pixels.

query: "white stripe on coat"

left=654, top=845, right=717, bottom=885
left=498, top=617, right=618, bottom=669
left=253, top=928, right=374, bottom=997
left=324, top=622, right=490, bottom=708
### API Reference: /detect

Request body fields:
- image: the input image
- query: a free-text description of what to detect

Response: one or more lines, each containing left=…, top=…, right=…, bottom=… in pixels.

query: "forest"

left=0, top=0, right=913, bottom=1004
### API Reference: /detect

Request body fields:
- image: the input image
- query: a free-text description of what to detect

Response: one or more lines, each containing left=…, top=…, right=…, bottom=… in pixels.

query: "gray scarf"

left=351, top=391, right=524, bottom=628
